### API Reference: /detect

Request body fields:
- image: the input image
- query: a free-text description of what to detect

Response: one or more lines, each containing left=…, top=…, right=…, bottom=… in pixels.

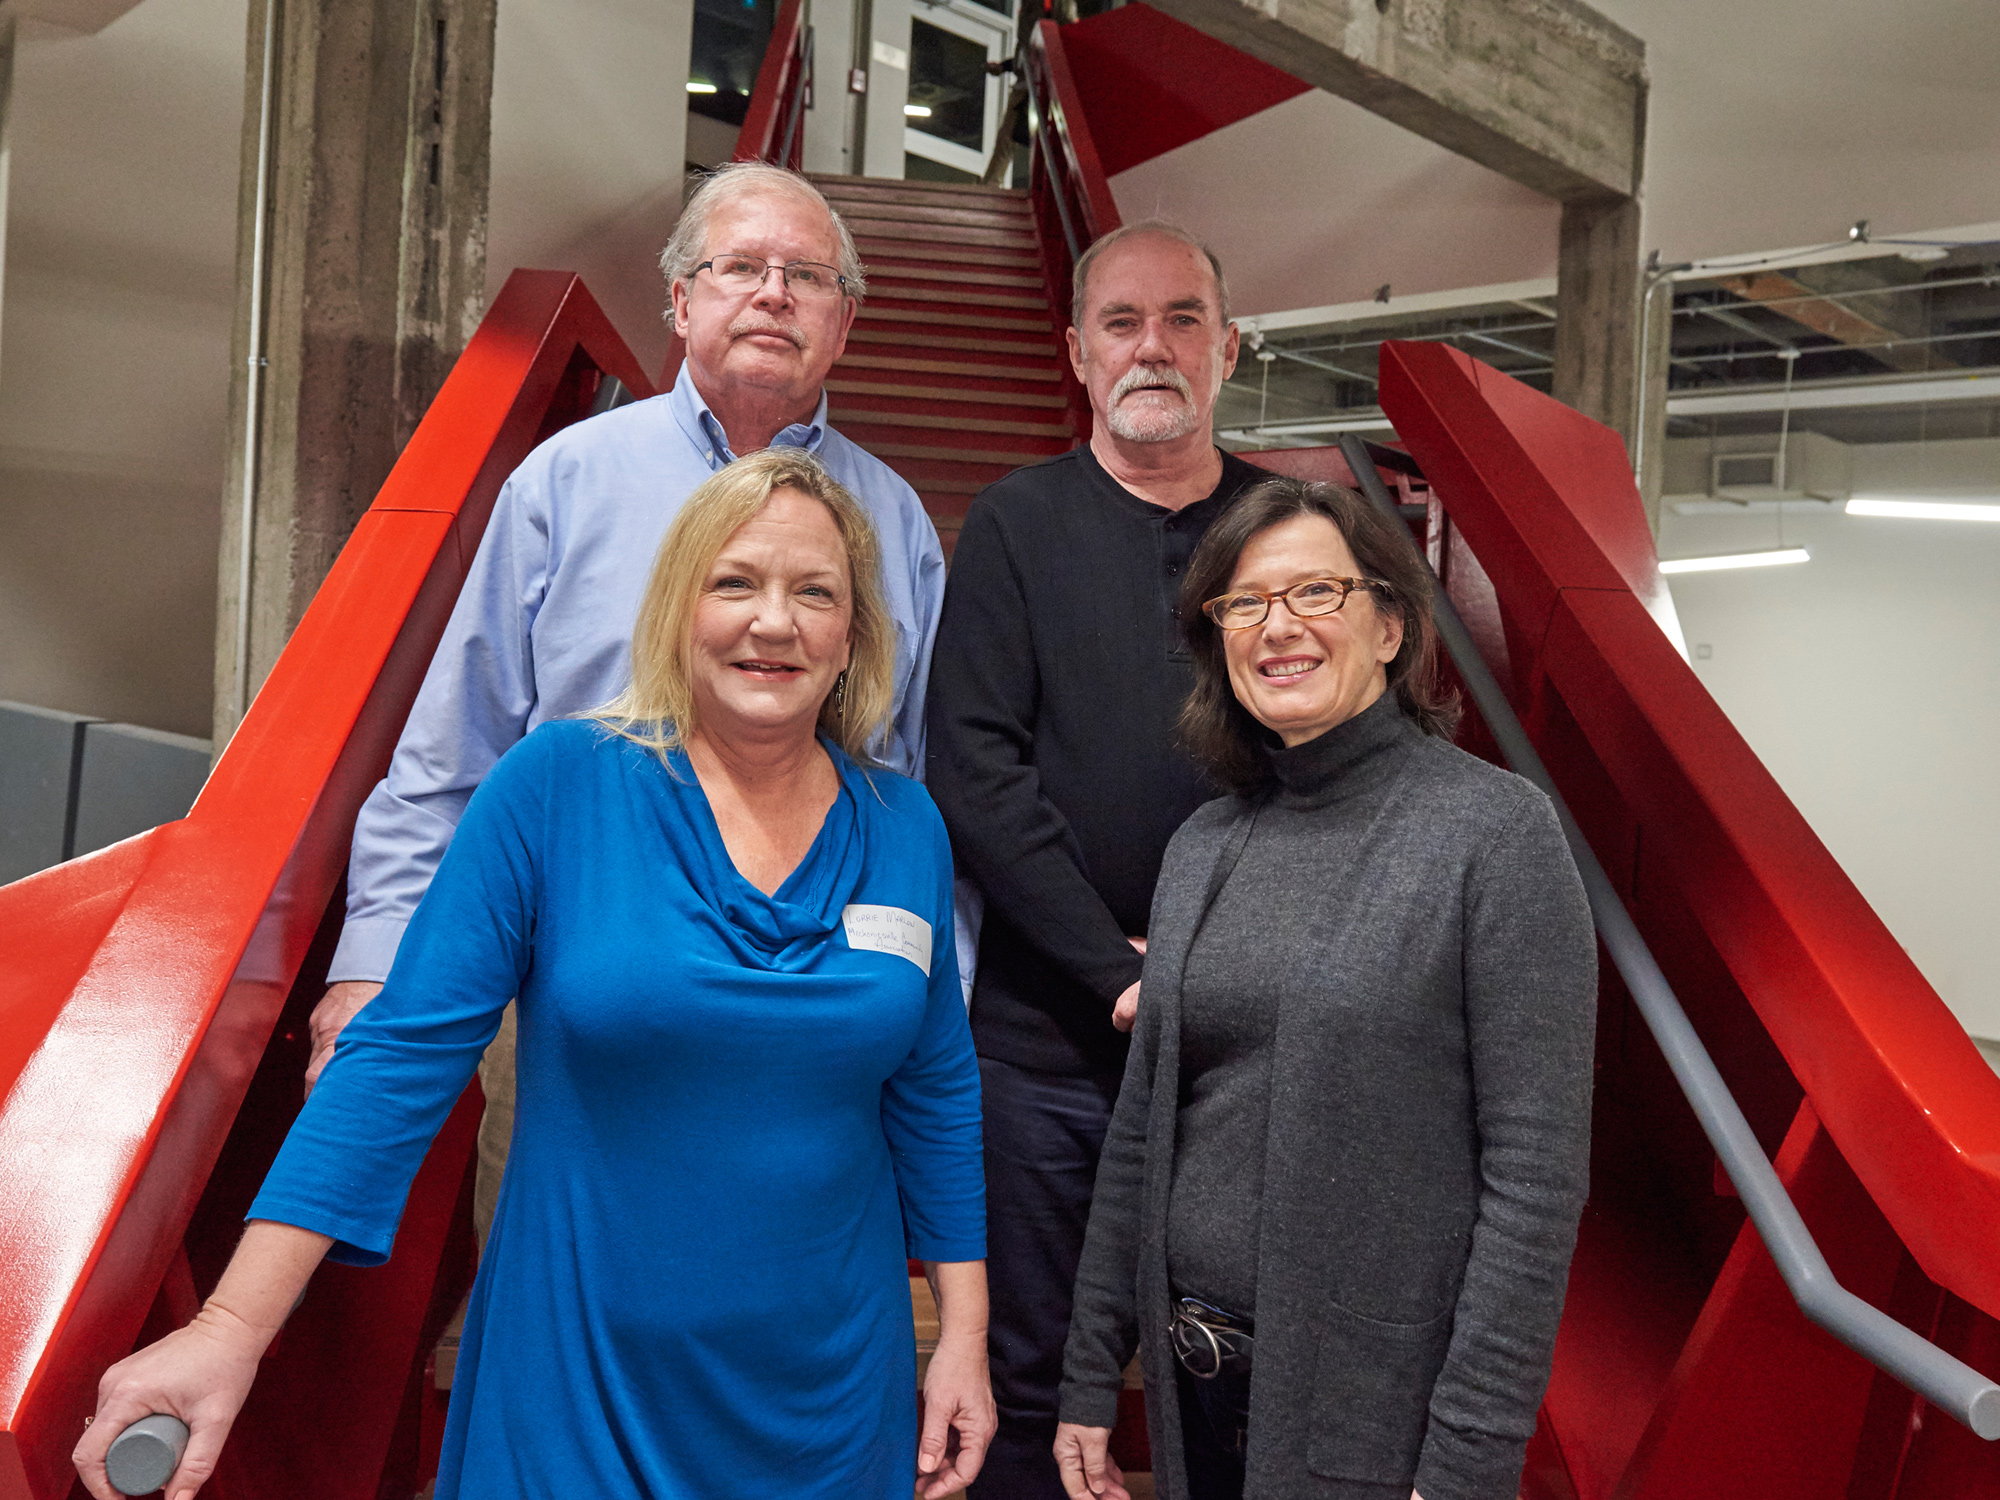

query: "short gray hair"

left=1070, top=219, right=1229, bottom=331
left=660, top=162, right=868, bottom=302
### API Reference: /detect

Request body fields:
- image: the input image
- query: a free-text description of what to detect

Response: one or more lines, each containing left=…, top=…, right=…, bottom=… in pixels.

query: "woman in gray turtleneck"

left=1053, top=477, right=1596, bottom=1500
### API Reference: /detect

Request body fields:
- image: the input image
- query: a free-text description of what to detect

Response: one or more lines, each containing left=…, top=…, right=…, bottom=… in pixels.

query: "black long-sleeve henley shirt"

left=925, top=444, right=1267, bottom=1077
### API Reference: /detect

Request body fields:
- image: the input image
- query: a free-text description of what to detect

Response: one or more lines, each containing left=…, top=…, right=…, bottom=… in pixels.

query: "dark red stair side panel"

left=1059, top=3, right=1311, bottom=177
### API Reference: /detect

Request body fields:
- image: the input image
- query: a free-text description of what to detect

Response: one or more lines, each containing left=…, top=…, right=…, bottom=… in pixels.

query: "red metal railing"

left=0, top=272, right=653, bottom=1500
left=1023, top=17, right=1119, bottom=436
left=1372, top=341, right=2000, bottom=1495
left=734, top=0, right=813, bottom=171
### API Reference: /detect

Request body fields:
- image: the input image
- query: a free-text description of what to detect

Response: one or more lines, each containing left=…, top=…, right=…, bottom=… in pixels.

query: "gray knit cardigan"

left=1058, top=699, right=1596, bottom=1500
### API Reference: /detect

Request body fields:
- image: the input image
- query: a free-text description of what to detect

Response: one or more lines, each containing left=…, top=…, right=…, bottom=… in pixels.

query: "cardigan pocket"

left=1304, top=1300, right=1455, bottom=1485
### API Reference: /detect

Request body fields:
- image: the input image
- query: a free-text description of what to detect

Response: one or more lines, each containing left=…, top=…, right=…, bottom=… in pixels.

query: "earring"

left=833, top=670, right=848, bottom=716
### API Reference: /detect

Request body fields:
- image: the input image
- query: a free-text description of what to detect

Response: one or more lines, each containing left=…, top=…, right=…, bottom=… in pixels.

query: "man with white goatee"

left=925, top=222, right=1259, bottom=1497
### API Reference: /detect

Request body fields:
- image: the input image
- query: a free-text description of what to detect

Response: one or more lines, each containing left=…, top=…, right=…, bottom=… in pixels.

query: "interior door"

left=903, top=0, right=1015, bottom=182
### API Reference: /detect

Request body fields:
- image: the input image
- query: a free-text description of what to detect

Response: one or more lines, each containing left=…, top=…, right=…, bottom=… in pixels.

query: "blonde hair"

left=589, top=448, right=896, bottom=764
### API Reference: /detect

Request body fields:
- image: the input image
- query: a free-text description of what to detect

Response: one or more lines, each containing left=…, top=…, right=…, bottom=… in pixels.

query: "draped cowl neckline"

left=640, top=737, right=874, bottom=967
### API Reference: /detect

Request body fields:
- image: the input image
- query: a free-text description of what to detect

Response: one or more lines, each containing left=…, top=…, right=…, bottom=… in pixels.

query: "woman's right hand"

left=72, top=1306, right=265, bottom=1500
left=1053, top=1421, right=1130, bottom=1500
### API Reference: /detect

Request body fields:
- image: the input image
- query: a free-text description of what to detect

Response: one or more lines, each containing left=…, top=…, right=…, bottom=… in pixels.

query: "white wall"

left=1592, top=0, right=2000, bottom=264
left=1660, top=439, right=2000, bottom=1039
left=0, top=0, right=245, bottom=739
left=1110, top=90, right=1562, bottom=319
left=484, top=0, right=694, bottom=383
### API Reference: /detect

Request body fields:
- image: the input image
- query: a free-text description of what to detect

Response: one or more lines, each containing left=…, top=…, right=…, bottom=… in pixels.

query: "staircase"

left=809, top=174, right=1077, bottom=556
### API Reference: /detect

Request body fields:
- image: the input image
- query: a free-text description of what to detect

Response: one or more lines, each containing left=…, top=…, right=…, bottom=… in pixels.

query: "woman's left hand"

left=917, top=1331, right=996, bottom=1497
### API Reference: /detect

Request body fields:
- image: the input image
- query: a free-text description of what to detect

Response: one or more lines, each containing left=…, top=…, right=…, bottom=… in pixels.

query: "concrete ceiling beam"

left=4, top=0, right=147, bottom=36
left=1134, top=0, right=1645, bottom=204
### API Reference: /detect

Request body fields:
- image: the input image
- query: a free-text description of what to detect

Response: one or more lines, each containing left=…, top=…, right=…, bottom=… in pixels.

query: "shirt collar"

left=669, top=367, right=828, bottom=470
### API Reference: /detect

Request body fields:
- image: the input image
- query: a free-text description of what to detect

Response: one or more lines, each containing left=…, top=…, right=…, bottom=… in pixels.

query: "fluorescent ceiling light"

left=1666, top=372, right=2000, bottom=418
left=686, top=81, right=717, bottom=93
left=1659, top=548, right=1811, bottom=575
left=904, top=103, right=932, bottom=117
left=1846, top=497, right=2000, bottom=522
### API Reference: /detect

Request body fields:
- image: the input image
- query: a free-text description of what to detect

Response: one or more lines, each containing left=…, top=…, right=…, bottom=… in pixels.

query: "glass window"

left=689, top=0, right=776, bottom=127
left=907, top=18, right=987, bottom=151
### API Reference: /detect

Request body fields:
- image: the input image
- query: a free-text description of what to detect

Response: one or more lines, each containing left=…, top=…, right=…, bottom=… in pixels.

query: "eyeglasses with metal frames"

left=695, top=253, right=848, bottom=299
left=1201, top=576, right=1392, bottom=630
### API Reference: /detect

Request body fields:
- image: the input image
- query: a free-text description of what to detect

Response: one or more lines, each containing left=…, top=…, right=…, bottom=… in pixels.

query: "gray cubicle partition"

left=0, top=702, right=97, bottom=883
left=0, top=704, right=212, bottom=880
left=71, top=723, right=214, bottom=859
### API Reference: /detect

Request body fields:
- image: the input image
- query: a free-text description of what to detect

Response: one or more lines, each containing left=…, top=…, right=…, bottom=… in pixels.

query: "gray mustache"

left=1111, top=363, right=1193, bottom=403
left=729, top=318, right=807, bottom=348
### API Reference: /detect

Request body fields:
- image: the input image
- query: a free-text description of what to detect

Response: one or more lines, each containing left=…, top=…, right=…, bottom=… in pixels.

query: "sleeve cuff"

left=244, top=1201, right=394, bottom=1268
left=327, top=916, right=411, bottom=985
left=1057, top=1381, right=1123, bottom=1430
left=1093, top=948, right=1146, bottom=1007
left=906, top=1231, right=986, bottom=1263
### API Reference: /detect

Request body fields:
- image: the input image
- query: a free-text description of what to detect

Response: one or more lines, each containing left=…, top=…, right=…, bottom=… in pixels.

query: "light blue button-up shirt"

left=327, top=372, right=947, bottom=984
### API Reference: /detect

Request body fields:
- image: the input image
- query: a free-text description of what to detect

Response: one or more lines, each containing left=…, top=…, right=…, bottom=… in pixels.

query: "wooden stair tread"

left=876, top=264, right=1048, bottom=294
left=832, top=202, right=1033, bottom=233
left=837, top=352, right=1062, bottom=381
left=813, top=174, right=1029, bottom=205
left=845, top=328, right=1060, bottom=358
left=832, top=407, right=1073, bottom=439
left=856, top=306, right=1052, bottom=333
left=825, top=378, right=1066, bottom=409
left=865, top=439, right=1067, bottom=464
left=854, top=238, right=1040, bottom=271
left=843, top=218, right=1038, bottom=251
left=872, top=285, right=1047, bottom=311
left=868, top=262, right=1045, bottom=291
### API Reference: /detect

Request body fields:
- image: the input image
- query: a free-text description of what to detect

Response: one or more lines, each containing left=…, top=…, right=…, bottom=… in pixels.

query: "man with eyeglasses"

left=925, top=221, right=1263, bottom=1497
left=306, top=162, right=946, bottom=1242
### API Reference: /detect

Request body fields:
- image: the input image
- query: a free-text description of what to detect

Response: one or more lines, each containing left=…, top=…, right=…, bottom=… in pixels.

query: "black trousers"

left=1175, top=1359, right=1251, bottom=1500
left=971, top=1056, right=1123, bottom=1499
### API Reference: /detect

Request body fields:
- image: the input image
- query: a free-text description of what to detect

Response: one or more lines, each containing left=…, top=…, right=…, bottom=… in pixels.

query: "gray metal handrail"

left=1022, top=56, right=1081, bottom=269
left=1338, top=433, right=2000, bottom=1439
left=777, top=25, right=814, bottom=171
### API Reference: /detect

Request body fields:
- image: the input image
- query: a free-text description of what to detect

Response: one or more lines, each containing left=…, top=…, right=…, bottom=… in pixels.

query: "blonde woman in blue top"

left=77, top=448, right=993, bottom=1500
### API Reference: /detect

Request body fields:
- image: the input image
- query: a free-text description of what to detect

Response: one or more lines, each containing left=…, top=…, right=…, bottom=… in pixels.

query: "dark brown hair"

left=1178, top=475, right=1460, bottom=794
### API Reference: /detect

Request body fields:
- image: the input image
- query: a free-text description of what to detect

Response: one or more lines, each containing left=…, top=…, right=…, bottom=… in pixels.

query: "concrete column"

left=802, top=0, right=857, bottom=175
left=1552, top=194, right=1642, bottom=455
left=213, top=0, right=497, bottom=745
left=858, top=0, right=910, bottom=180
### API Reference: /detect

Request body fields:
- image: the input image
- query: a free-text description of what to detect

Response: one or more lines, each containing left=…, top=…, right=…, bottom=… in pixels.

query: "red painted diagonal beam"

left=0, top=270, right=652, bottom=1500
left=1377, top=339, right=2000, bottom=1322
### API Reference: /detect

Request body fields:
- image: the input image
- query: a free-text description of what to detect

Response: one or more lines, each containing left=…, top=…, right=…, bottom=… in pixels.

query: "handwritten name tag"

left=841, top=904, right=932, bottom=976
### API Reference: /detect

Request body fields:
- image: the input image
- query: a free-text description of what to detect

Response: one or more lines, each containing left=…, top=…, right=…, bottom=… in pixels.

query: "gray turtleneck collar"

left=1262, top=688, right=1419, bottom=809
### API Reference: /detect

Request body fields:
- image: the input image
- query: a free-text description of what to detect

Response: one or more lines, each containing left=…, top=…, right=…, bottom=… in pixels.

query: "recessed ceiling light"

left=1659, top=548, right=1811, bottom=575
left=904, top=103, right=932, bottom=117
left=1846, top=498, right=2000, bottom=522
left=687, top=81, right=717, bottom=93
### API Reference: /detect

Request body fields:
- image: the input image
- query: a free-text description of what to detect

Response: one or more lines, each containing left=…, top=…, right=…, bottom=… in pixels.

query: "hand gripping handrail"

left=1339, top=432, right=2000, bottom=1440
